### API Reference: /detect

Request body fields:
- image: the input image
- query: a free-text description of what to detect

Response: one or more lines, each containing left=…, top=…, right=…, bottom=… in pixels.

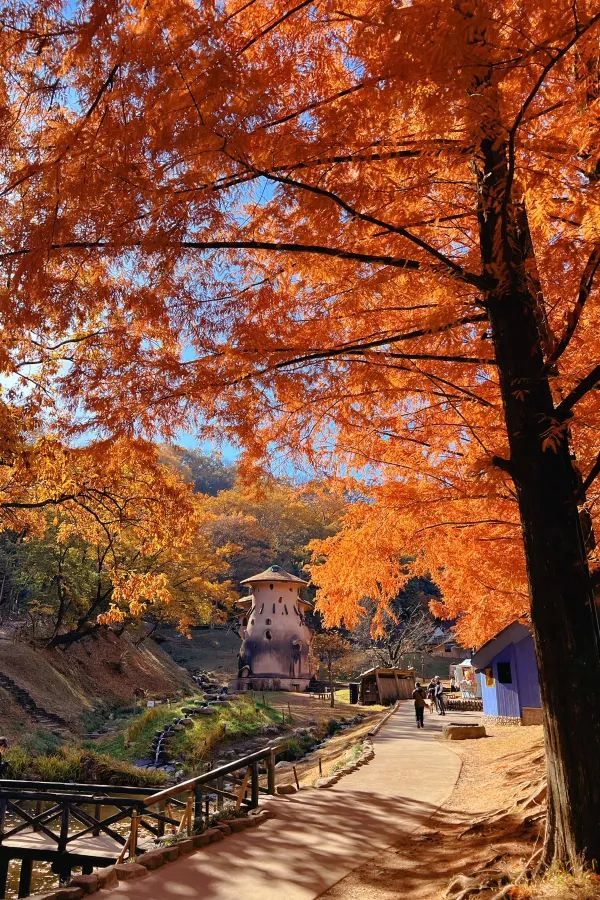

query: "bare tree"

left=367, top=605, right=437, bottom=669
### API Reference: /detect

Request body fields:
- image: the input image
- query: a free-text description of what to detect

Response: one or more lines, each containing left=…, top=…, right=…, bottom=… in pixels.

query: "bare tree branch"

left=556, top=363, right=600, bottom=419
left=547, top=245, right=600, bottom=367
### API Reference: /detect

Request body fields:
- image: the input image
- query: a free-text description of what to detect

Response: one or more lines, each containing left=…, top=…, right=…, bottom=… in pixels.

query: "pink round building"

left=235, top=565, right=315, bottom=691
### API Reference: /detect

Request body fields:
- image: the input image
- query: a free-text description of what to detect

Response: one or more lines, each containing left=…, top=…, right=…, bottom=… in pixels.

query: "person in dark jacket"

left=412, top=683, right=426, bottom=728
left=434, top=676, right=446, bottom=715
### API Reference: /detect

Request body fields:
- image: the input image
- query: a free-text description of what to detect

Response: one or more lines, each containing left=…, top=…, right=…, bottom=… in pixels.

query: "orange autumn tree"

left=0, top=437, right=234, bottom=640
left=0, top=0, right=599, bottom=869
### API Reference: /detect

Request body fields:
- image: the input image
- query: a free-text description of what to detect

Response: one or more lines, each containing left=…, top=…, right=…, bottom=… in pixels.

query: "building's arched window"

left=265, top=630, right=272, bottom=640
left=242, top=617, right=248, bottom=626
left=293, top=606, right=299, bottom=616
left=269, top=583, right=274, bottom=590
left=272, top=604, right=276, bottom=613
left=284, top=605, right=289, bottom=615
left=250, top=619, right=255, bottom=626
left=266, top=618, right=272, bottom=625
left=278, top=597, right=282, bottom=603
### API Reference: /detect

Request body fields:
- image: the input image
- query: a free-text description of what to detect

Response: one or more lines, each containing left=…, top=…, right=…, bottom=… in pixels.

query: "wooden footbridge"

left=0, top=744, right=278, bottom=898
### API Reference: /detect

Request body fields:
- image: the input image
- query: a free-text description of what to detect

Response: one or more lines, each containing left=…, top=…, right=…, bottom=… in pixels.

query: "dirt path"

left=322, top=720, right=547, bottom=900
left=109, top=702, right=474, bottom=900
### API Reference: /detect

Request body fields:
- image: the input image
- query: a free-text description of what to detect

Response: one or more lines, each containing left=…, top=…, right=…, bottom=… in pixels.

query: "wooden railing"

left=131, top=742, right=279, bottom=855
left=0, top=781, right=154, bottom=853
left=0, top=742, right=281, bottom=895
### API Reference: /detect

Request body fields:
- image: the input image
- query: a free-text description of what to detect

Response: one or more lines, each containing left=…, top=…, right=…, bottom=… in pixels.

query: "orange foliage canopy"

left=0, top=1, right=598, bottom=649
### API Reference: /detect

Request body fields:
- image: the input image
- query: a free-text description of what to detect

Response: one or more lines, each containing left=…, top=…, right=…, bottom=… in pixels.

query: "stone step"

left=0, top=672, right=69, bottom=731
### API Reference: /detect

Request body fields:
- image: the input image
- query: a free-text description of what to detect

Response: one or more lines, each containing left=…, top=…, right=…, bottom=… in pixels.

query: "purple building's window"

left=497, top=662, right=512, bottom=684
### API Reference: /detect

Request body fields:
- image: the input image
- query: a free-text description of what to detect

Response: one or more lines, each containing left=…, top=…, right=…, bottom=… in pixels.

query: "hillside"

left=154, top=625, right=240, bottom=676
left=0, top=628, right=194, bottom=742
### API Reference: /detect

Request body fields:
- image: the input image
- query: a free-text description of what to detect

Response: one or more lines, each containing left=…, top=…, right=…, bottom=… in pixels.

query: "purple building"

left=471, top=621, right=542, bottom=726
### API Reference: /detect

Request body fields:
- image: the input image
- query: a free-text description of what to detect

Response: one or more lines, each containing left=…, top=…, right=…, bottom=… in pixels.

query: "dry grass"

left=0, top=630, right=193, bottom=738
left=320, top=722, right=549, bottom=900
left=518, top=864, right=600, bottom=899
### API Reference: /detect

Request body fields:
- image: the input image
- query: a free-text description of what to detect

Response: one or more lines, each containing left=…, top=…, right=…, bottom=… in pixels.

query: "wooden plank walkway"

left=1, top=831, right=129, bottom=859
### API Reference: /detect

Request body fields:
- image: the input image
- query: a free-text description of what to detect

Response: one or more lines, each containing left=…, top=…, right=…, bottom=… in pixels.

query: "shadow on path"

left=110, top=702, right=478, bottom=900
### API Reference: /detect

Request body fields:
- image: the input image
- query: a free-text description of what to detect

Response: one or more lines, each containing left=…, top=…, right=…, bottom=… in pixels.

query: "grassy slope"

left=93, top=694, right=283, bottom=773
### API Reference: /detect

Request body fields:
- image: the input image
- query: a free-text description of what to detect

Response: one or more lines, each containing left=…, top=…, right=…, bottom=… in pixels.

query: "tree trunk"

left=48, top=622, right=102, bottom=649
left=328, top=661, right=335, bottom=708
left=476, top=125, right=600, bottom=869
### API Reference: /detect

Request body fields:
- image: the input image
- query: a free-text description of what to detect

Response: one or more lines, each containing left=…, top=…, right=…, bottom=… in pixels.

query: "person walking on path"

left=434, top=676, right=446, bottom=716
left=412, top=682, right=427, bottom=728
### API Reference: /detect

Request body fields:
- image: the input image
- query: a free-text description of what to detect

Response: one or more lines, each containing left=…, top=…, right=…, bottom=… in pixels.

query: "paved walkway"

left=110, top=702, right=477, bottom=900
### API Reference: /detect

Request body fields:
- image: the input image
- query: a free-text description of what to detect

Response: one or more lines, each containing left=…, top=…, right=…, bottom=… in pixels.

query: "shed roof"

left=240, top=565, right=308, bottom=586
left=359, top=666, right=415, bottom=679
left=471, top=621, right=531, bottom=671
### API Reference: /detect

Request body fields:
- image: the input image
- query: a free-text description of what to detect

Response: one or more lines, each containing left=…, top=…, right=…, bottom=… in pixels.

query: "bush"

left=4, top=746, right=29, bottom=778
left=20, top=729, right=62, bottom=756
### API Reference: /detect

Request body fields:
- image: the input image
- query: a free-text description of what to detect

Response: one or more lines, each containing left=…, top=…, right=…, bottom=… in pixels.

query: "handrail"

left=0, top=779, right=157, bottom=796
left=0, top=790, right=146, bottom=806
left=144, top=742, right=282, bottom=808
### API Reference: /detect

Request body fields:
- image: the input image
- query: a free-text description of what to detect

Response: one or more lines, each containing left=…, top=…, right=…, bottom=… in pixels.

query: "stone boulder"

left=442, top=724, right=486, bottom=741
left=276, top=783, right=297, bottom=795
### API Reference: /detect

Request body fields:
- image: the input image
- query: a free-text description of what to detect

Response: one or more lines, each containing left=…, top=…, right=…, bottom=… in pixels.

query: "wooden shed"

left=358, top=667, right=415, bottom=705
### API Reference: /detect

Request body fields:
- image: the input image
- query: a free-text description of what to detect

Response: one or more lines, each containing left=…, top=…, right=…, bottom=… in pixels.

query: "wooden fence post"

left=93, top=803, right=101, bottom=837
left=0, top=855, right=9, bottom=898
left=0, top=798, right=7, bottom=841
left=17, top=858, right=32, bottom=899
left=194, top=785, right=203, bottom=832
left=267, top=748, right=276, bottom=795
left=251, top=761, right=259, bottom=809
left=58, top=802, right=69, bottom=853
left=130, top=810, right=139, bottom=858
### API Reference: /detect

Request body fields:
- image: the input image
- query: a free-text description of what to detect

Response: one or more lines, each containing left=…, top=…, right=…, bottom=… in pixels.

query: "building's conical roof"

left=240, top=565, right=309, bottom=586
